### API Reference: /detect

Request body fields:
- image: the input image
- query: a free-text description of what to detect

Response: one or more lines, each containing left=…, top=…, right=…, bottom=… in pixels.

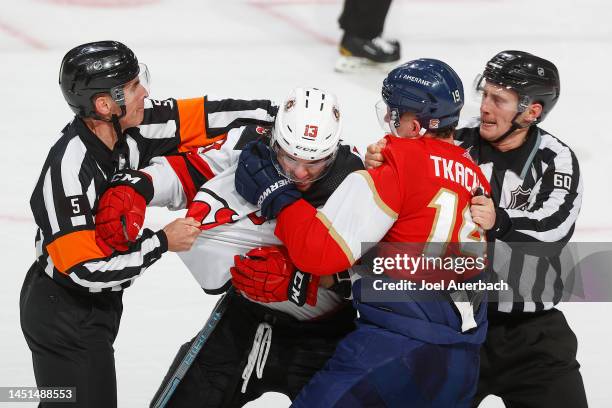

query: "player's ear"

left=92, top=93, right=114, bottom=119
left=398, top=112, right=422, bottom=138
left=412, top=118, right=424, bottom=137
left=524, top=102, right=543, bottom=125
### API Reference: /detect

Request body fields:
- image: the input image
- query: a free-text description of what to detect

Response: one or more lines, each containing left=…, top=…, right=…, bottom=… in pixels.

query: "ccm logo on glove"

left=289, top=270, right=311, bottom=306
left=110, top=172, right=146, bottom=185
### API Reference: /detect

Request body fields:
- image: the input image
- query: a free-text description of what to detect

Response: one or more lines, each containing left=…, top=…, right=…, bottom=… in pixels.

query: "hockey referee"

left=19, top=41, right=275, bottom=408
left=455, top=51, right=587, bottom=407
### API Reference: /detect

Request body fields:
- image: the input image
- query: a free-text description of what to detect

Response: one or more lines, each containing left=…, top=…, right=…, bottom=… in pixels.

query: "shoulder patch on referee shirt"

left=552, top=172, right=573, bottom=192
left=61, top=194, right=89, bottom=218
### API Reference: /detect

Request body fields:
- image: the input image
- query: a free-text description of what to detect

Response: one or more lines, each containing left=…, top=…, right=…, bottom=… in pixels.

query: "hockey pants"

left=292, top=321, right=481, bottom=408
left=155, top=292, right=356, bottom=407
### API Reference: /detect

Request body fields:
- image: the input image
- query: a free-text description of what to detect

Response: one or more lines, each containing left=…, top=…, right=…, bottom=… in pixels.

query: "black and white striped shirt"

left=30, top=96, right=276, bottom=293
left=455, top=120, right=583, bottom=313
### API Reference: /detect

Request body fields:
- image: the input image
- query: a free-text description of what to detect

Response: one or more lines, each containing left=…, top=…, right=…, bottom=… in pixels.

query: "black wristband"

left=108, top=170, right=154, bottom=203
left=492, top=207, right=512, bottom=239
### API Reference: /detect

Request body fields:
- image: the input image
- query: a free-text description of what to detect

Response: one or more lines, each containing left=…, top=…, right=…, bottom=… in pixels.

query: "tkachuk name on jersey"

left=429, top=154, right=483, bottom=194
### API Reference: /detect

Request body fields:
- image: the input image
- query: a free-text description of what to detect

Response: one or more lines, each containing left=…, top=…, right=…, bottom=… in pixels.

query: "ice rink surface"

left=0, top=0, right=610, bottom=406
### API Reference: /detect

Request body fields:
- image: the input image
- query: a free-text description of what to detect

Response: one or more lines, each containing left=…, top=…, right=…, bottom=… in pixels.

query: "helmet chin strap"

left=88, top=93, right=130, bottom=170
left=488, top=111, right=526, bottom=144
left=488, top=96, right=540, bottom=144
left=109, top=106, right=128, bottom=170
left=111, top=111, right=125, bottom=140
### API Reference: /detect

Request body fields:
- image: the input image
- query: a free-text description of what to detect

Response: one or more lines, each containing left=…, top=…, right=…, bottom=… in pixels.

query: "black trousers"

left=339, top=0, right=393, bottom=39
left=20, top=262, right=123, bottom=408
left=473, top=308, right=588, bottom=408
left=156, top=293, right=356, bottom=408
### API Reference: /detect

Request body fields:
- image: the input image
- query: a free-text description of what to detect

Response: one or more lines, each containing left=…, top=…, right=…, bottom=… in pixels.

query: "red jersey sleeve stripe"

left=185, top=150, right=216, bottom=181
left=357, top=170, right=399, bottom=219
left=164, top=155, right=198, bottom=205
left=314, top=211, right=355, bottom=265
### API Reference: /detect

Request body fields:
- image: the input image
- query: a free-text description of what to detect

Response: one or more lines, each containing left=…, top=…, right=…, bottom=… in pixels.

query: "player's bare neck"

left=84, top=118, right=118, bottom=151
left=492, top=128, right=529, bottom=152
left=424, top=134, right=454, bottom=144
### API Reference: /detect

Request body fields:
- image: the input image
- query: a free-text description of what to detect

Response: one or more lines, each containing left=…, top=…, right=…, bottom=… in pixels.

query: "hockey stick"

left=150, top=287, right=234, bottom=408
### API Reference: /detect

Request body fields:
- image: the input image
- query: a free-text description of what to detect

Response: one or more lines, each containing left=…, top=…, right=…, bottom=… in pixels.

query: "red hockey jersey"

left=275, top=135, right=491, bottom=277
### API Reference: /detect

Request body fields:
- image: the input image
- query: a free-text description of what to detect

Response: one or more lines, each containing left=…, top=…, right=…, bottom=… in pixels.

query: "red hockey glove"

left=95, top=170, right=154, bottom=253
left=231, top=246, right=320, bottom=307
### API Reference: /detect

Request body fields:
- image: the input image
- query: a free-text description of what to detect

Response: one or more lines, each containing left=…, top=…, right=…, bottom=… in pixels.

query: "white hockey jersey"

left=142, top=125, right=363, bottom=320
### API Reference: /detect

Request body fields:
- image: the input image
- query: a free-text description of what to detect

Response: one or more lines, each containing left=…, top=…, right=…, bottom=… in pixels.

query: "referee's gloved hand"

left=95, top=170, right=153, bottom=254
left=234, top=141, right=301, bottom=219
left=231, top=246, right=320, bottom=307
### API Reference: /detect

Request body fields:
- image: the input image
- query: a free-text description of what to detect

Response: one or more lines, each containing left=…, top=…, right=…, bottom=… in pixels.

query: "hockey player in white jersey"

left=95, top=88, right=363, bottom=406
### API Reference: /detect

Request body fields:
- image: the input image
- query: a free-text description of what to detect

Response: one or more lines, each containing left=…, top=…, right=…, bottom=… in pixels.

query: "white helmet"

left=271, top=87, right=342, bottom=161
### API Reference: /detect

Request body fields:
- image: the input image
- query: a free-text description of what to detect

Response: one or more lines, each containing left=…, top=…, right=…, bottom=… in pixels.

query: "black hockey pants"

left=155, top=292, right=356, bottom=408
left=20, top=262, right=123, bottom=408
left=473, top=307, right=588, bottom=407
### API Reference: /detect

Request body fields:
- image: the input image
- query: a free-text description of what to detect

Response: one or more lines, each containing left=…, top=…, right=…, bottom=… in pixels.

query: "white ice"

left=0, top=0, right=610, bottom=407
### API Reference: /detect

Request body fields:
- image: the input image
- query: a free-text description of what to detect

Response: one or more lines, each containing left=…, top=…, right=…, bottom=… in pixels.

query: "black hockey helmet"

left=479, top=50, right=560, bottom=123
left=59, top=41, right=141, bottom=118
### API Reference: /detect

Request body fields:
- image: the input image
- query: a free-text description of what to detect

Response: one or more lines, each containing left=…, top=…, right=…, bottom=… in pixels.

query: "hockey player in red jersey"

left=233, top=59, right=495, bottom=407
